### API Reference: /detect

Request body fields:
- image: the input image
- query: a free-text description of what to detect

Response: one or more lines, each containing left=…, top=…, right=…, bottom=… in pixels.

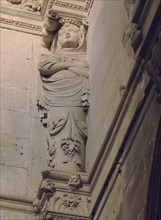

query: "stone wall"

left=87, top=0, right=130, bottom=171
left=0, top=28, right=47, bottom=199
left=1, top=210, right=38, bottom=220
left=98, top=92, right=161, bottom=220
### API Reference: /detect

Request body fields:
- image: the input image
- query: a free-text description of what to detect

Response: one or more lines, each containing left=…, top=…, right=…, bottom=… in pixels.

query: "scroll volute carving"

left=146, top=31, right=161, bottom=104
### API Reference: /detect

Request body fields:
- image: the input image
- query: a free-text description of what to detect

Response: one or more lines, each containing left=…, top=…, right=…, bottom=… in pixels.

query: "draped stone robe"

left=38, top=52, right=89, bottom=172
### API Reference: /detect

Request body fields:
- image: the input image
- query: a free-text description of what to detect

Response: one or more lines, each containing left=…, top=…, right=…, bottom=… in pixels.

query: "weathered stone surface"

left=0, top=26, right=49, bottom=201
left=28, top=118, right=48, bottom=196
left=86, top=0, right=130, bottom=171
left=0, top=133, right=29, bottom=168
left=1, top=86, right=30, bottom=113
left=0, top=165, right=28, bottom=196
left=1, top=28, right=33, bottom=58
left=2, top=109, right=30, bottom=138
left=0, top=209, right=38, bottom=220
left=99, top=93, right=161, bottom=220
left=1, top=54, right=32, bottom=89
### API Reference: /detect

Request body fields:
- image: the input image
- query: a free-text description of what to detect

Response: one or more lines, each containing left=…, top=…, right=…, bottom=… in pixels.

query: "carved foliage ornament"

left=54, top=193, right=91, bottom=215
left=146, top=31, right=161, bottom=104
left=6, top=0, right=42, bottom=12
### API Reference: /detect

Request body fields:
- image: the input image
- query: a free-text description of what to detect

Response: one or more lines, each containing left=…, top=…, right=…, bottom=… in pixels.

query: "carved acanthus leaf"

left=61, top=138, right=81, bottom=158
left=53, top=193, right=91, bottom=215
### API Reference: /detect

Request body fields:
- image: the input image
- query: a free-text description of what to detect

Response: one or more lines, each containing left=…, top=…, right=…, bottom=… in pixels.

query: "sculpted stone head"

left=42, top=12, right=89, bottom=52
left=57, top=23, right=82, bottom=49
left=50, top=19, right=88, bottom=52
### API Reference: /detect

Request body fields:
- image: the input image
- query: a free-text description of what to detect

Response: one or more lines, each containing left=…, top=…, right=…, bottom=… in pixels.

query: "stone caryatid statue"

left=38, top=10, right=89, bottom=172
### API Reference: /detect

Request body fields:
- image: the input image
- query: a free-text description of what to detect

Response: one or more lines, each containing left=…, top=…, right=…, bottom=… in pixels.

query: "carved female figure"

left=38, top=11, right=89, bottom=172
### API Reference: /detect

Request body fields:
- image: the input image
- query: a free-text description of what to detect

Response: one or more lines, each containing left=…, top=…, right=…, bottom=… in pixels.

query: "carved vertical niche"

left=145, top=31, right=161, bottom=104
left=123, top=0, right=143, bottom=70
left=37, top=9, right=89, bottom=173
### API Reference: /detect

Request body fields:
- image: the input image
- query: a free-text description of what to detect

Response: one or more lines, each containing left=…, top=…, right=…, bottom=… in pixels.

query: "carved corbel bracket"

left=33, top=178, right=56, bottom=214
left=145, top=31, right=161, bottom=104
left=33, top=171, right=91, bottom=220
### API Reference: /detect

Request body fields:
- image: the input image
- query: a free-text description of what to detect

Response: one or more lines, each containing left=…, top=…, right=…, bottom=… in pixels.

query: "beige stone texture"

left=86, top=0, right=130, bottom=171
left=0, top=1, right=160, bottom=219
left=0, top=28, right=47, bottom=198
left=0, top=134, right=29, bottom=168
left=1, top=86, right=30, bottom=113
left=0, top=209, right=38, bottom=220
left=98, top=94, right=161, bottom=220
left=0, top=165, right=28, bottom=196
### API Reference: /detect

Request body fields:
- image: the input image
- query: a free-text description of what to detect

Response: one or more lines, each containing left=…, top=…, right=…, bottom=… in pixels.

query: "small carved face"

left=58, top=23, right=81, bottom=48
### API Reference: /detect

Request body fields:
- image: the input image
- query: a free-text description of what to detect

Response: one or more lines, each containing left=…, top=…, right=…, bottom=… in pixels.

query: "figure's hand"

left=47, top=10, right=60, bottom=22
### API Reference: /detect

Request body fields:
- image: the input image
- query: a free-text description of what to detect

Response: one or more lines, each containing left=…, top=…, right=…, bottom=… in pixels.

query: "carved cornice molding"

left=0, top=193, right=34, bottom=214
left=0, top=17, right=41, bottom=32
left=48, top=0, right=93, bottom=13
left=0, top=0, right=93, bottom=34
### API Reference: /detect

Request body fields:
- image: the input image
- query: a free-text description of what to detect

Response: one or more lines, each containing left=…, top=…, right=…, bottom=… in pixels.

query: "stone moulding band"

left=48, top=0, right=92, bottom=12
left=0, top=17, right=42, bottom=32
left=0, top=193, right=34, bottom=214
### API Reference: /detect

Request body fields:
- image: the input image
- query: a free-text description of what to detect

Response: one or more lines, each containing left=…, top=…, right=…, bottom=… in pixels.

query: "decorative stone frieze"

left=145, top=31, right=161, bottom=104
left=1, top=0, right=93, bottom=34
left=48, top=0, right=93, bottom=13
left=6, top=0, right=42, bottom=12
left=38, top=10, right=89, bottom=172
left=0, top=17, right=41, bottom=31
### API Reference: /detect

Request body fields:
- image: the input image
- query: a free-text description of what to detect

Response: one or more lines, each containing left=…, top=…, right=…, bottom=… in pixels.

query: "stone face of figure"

left=57, top=24, right=81, bottom=49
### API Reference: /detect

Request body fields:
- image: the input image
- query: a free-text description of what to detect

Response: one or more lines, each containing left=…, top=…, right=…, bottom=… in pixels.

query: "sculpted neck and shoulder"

left=39, top=16, right=89, bottom=78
